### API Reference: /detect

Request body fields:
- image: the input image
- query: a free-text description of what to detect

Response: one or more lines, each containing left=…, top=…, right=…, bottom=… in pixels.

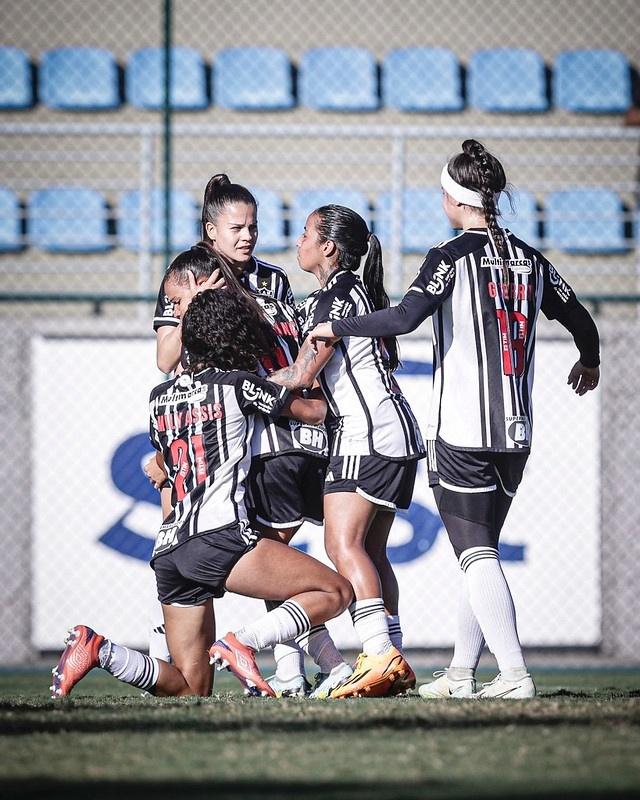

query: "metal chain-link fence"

left=1, top=0, right=639, bottom=664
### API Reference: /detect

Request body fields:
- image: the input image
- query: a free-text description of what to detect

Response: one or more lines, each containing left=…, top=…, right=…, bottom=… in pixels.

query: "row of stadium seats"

left=0, top=46, right=633, bottom=113
left=0, top=186, right=633, bottom=255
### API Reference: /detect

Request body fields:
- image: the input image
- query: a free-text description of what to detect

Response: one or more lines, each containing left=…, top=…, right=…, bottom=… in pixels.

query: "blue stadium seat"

left=0, top=47, right=33, bottom=109
left=0, top=189, right=22, bottom=251
left=214, top=47, right=293, bottom=110
left=40, top=48, right=120, bottom=110
left=119, top=189, right=198, bottom=252
left=126, top=47, right=207, bottom=110
left=554, top=50, right=631, bottom=113
left=546, top=189, right=627, bottom=253
left=469, top=48, right=548, bottom=112
left=251, top=188, right=286, bottom=251
left=383, top=48, right=463, bottom=111
left=376, top=189, right=453, bottom=252
left=499, top=190, right=541, bottom=248
left=299, top=48, right=378, bottom=111
left=29, top=188, right=110, bottom=252
left=291, top=189, right=370, bottom=240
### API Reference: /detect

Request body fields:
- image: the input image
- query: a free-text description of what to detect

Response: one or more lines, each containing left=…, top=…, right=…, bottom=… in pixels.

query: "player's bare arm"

left=269, top=337, right=334, bottom=390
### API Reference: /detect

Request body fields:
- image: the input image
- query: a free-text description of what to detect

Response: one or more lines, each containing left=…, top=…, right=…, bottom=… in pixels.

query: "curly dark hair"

left=182, top=289, right=277, bottom=372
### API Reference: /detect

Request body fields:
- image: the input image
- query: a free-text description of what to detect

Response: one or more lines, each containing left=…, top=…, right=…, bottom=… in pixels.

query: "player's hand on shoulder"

left=567, top=361, right=600, bottom=396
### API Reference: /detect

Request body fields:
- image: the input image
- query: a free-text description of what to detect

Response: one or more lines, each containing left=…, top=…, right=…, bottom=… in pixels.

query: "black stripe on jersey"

left=351, top=281, right=414, bottom=455
left=339, top=340, right=376, bottom=453
left=466, top=255, right=488, bottom=448
left=434, top=308, right=446, bottom=440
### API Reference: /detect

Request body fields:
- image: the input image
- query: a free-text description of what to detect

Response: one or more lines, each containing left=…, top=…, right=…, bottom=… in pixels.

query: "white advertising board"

left=32, top=334, right=600, bottom=650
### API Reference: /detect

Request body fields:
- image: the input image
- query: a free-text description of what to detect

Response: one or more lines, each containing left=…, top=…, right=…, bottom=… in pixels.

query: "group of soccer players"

left=51, top=140, right=600, bottom=702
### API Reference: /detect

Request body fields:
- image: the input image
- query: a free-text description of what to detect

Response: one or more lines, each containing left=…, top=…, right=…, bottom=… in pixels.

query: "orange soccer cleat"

left=329, top=646, right=414, bottom=699
left=50, top=625, right=105, bottom=698
left=209, top=632, right=275, bottom=697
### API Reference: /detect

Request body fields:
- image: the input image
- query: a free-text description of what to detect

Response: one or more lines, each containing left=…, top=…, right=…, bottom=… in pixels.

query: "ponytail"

left=201, top=173, right=257, bottom=240
left=363, top=234, right=398, bottom=371
left=448, top=140, right=510, bottom=263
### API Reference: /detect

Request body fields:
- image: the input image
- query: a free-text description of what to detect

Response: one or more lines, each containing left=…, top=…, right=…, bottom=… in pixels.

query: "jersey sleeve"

left=153, top=277, right=180, bottom=331
left=280, top=274, right=296, bottom=307
left=332, top=248, right=456, bottom=338
left=234, top=372, right=291, bottom=418
left=540, top=259, right=578, bottom=320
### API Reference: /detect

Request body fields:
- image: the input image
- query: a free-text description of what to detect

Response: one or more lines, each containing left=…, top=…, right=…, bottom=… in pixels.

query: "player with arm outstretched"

left=308, top=140, right=600, bottom=700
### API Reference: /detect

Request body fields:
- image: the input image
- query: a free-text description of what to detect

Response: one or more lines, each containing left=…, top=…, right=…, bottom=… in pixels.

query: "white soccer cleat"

left=309, top=662, right=354, bottom=699
left=418, top=669, right=476, bottom=699
left=267, top=674, right=311, bottom=698
left=474, top=672, right=536, bottom=699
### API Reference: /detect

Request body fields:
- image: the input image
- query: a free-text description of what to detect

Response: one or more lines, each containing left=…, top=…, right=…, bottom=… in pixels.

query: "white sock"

left=450, top=574, right=485, bottom=670
left=273, top=642, right=305, bottom=682
left=99, top=640, right=159, bottom=692
left=460, top=547, right=527, bottom=673
left=148, top=599, right=171, bottom=662
left=296, top=624, right=345, bottom=673
left=386, top=614, right=403, bottom=652
left=349, top=598, right=393, bottom=655
left=235, top=600, right=311, bottom=651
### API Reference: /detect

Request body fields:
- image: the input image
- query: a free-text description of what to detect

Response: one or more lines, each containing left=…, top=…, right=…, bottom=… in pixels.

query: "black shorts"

left=427, top=439, right=529, bottom=497
left=323, top=454, right=418, bottom=511
left=152, top=524, right=258, bottom=606
left=246, top=453, right=327, bottom=529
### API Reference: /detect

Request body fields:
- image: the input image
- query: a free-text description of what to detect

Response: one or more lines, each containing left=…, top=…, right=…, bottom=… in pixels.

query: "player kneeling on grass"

left=51, top=289, right=352, bottom=699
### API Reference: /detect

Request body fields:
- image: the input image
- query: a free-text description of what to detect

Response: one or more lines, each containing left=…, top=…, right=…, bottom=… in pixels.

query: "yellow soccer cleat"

left=329, top=647, right=413, bottom=699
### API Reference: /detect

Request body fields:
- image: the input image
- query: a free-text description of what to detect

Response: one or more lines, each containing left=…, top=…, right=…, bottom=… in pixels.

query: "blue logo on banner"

left=99, top=427, right=525, bottom=564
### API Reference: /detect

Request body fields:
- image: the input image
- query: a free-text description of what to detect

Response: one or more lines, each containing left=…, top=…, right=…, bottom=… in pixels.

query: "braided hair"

left=447, top=139, right=510, bottom=261
left=314, top=204, right=399, bottom=371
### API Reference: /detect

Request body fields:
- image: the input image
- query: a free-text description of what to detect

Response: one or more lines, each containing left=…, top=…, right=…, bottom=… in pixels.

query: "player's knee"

left=324, top=537, right=354, bottom=569
left=330, top=573, right=354, bottom=615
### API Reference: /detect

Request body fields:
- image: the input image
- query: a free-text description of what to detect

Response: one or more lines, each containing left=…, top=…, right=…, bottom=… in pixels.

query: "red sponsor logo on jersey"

left=487, top=281, right=534, bottom=301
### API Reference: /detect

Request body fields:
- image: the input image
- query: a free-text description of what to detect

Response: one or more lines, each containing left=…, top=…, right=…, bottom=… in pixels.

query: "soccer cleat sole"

left=50, top=625, right=104, bottom=699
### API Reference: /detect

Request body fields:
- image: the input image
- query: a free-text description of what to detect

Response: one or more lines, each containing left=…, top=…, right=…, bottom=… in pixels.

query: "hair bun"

left=210, top=174, right=231, bottom=189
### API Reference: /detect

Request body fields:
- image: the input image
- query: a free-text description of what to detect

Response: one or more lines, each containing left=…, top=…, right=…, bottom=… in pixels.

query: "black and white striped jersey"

left=298, top=269, right=425, bottom=461
left=332, top=228, right=592, bottom=453
left=149, top=369, right=290, bottom=560
left=253, top=295, right=328, bottom=460
left=153, top=256, right=295, bottom=331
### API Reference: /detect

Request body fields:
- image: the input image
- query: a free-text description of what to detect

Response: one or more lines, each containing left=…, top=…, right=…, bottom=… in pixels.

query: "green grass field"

left=1, top=667, right=639, bottom=800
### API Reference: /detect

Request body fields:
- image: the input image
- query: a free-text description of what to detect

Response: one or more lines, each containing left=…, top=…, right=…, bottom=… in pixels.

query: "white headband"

left=440, top=163, right=495, bottom=208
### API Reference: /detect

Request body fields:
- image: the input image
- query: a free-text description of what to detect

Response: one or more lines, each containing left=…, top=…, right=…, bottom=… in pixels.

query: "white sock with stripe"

left=460, top=547, right=527, bottom=674
left=450, top=574, right=485, bottom=670
left=349, top=598, right=393, bottom=655
left=235, top=600, right=311, bottom=651
left=266, top=600, right=306, bottom=680
left=386, top=614, right=403, bottom=652
left=98, top=641, right=159, bottom=692
left=296, top=624, right=345, bottom=673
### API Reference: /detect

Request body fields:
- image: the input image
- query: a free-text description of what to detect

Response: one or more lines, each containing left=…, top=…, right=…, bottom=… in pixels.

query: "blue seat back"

left=546, top=189, right=627, bottom=253
left=251, top=188, right=286, bottom=251
left=0, top=47, right=32, bottom=109
left=127, top=47, right=207, bottom=110
left=291, top=189, right=370, bottom=241
left=0, top=188, right=22, bottom=251
left=119, top=189, right=198, bottom=252
left=554, top=50, right=631, bottom=113
left=215, top=47, right=293, bottom=110
left=30, top=188, right=110, bottom=252
left=300, top=48, right=378, bottom=110
left=41, top=47, right=119, bottom=110
left=383, top=48, right=463, bottom=111
left=469, top=48, right=548, bottom=112
left=377, top=189, right=453, bottom=252
left=499, top=190, right=541, bottom=249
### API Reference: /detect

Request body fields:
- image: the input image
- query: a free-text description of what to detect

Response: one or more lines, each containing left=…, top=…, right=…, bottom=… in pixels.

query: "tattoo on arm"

left=270, top=343, right=321, bottom=389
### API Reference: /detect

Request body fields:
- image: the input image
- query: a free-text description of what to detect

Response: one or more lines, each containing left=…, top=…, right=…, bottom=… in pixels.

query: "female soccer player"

left=272, top=204, right=425, bottom=698
left=308, top=140, right=601, bottom=699
left=150, top=243, right=351, bottom=697
left=51, top=289, right=352, bottom=700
